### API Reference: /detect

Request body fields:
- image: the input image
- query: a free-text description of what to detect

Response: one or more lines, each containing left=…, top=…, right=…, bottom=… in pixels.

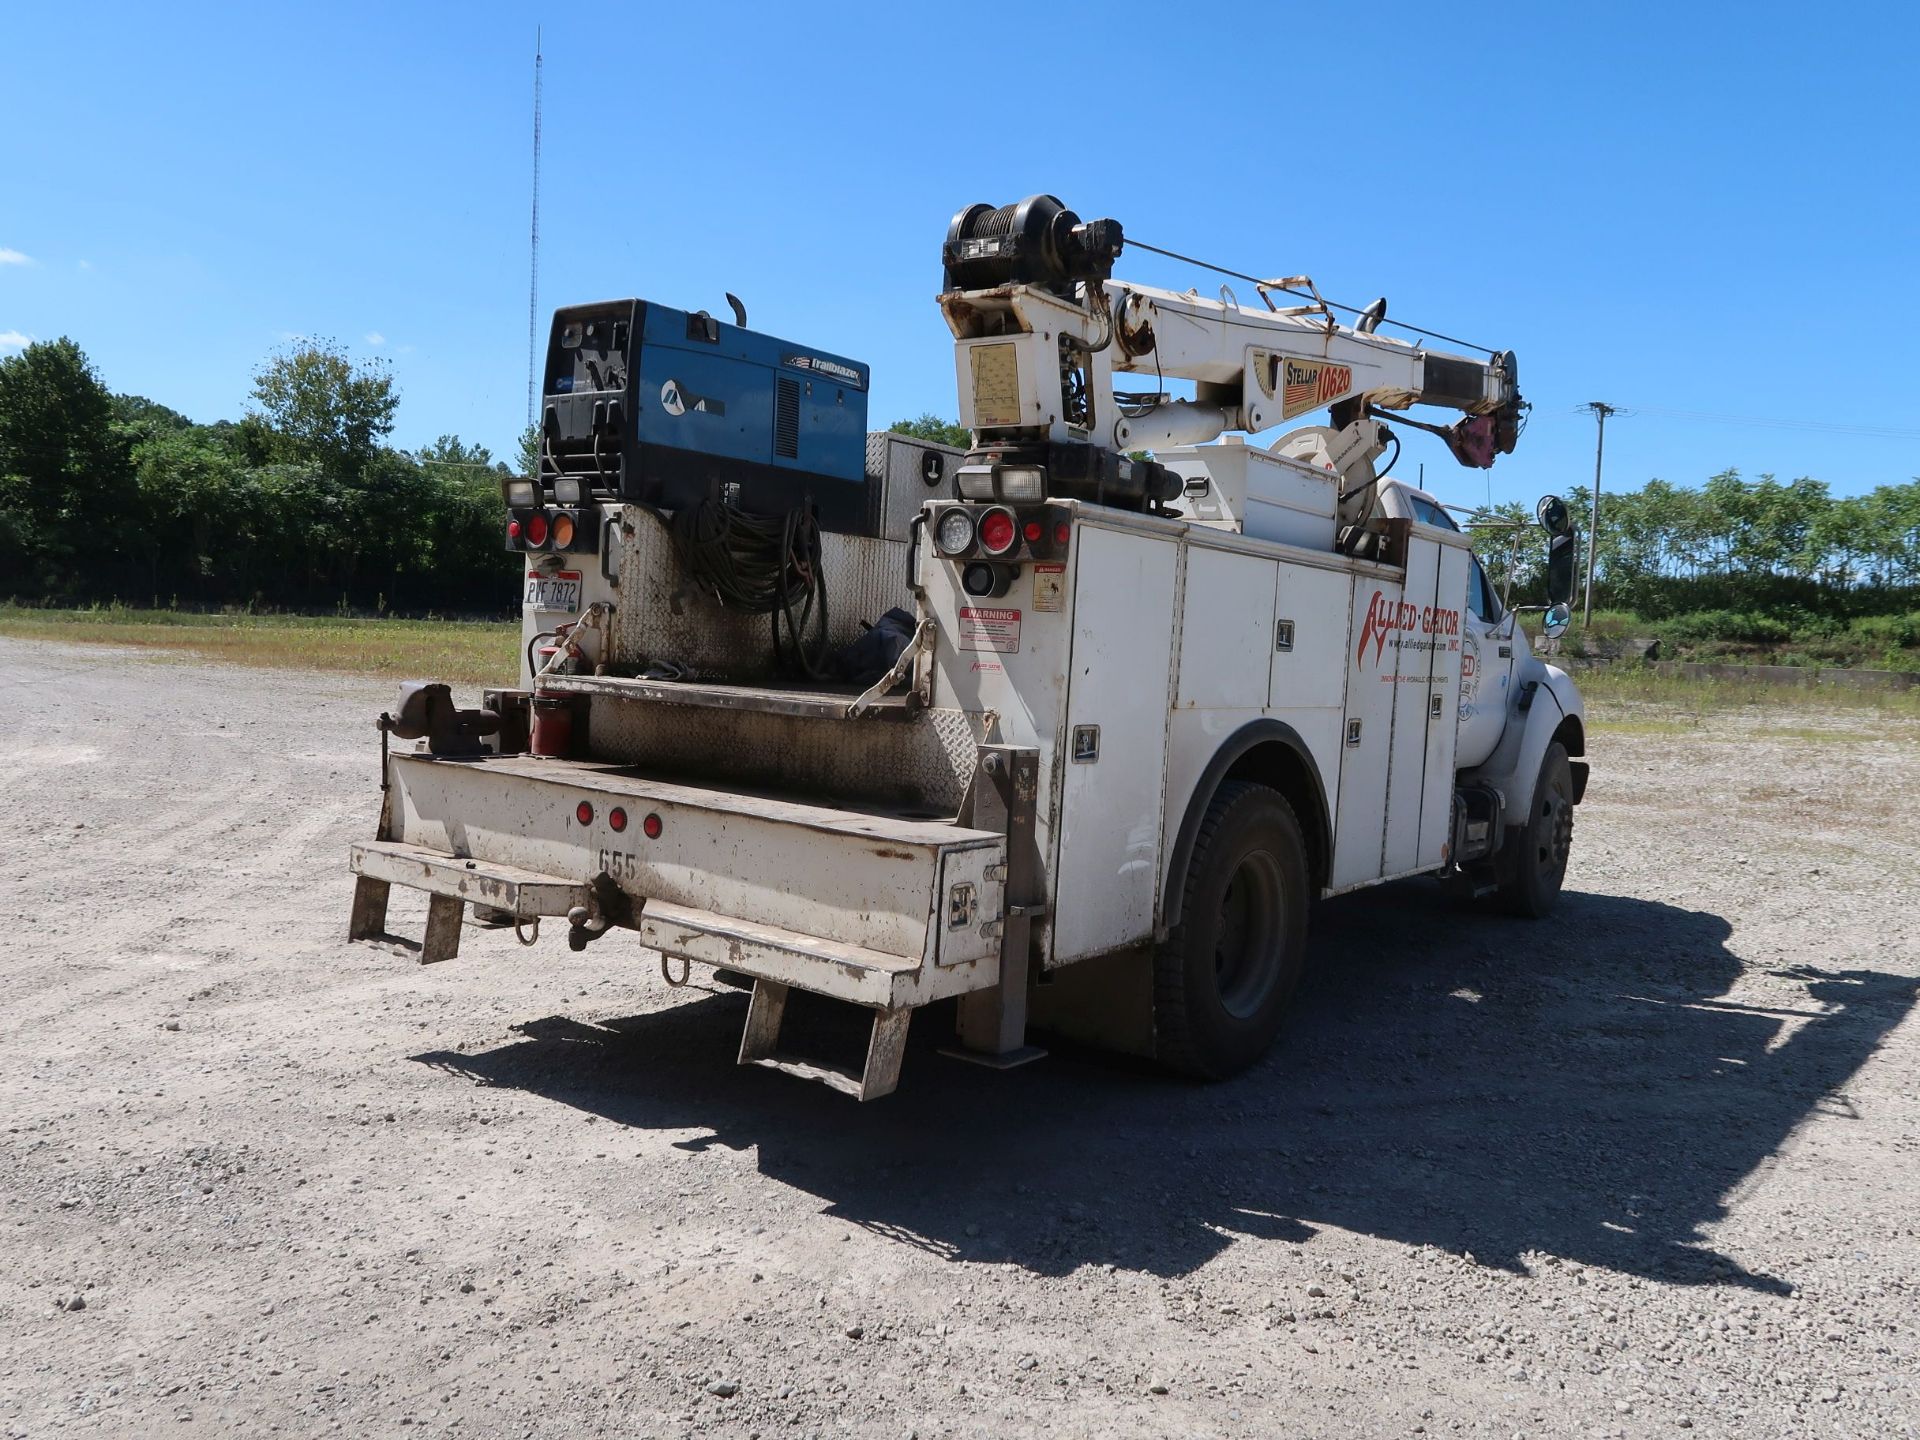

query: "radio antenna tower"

left=525, top=27, right=543, bottom=432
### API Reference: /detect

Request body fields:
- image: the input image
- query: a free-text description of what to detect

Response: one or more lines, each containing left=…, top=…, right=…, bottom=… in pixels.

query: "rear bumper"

left=357, top=751, right=1009, bottom=1007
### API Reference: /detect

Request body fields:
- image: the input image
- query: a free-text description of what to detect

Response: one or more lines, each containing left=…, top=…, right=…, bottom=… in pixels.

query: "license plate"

left=526, top=570, right=582, bottom=613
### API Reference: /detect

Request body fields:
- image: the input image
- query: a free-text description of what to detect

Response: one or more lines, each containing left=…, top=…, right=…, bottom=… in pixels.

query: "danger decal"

left=1280, top=356, right=1355, bottom=420
left=1356, top=589, right=1460, bottom=668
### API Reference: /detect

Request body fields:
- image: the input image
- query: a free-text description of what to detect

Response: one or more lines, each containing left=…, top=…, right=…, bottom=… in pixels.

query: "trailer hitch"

left=566, top=871, right=640, bottom=952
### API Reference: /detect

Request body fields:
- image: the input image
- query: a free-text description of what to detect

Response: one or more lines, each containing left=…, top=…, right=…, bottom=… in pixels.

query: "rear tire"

left=1154, top=781, right=1310, bottom=1079
left=1498, top=741, right=1574, bottom=918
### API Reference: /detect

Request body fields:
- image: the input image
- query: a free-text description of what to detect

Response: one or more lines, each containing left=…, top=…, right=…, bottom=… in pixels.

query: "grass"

left=1578, top=665, right=1920, bottom=744
left=0, top=603, right=519, bottom=686
left=1545, top=606, right=1920, bottom=673
left=7, top=602, right=1917, bottom=728
left=1577, top=663, right=1919, bottom=716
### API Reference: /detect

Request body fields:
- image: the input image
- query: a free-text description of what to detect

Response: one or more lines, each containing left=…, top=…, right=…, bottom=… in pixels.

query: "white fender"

left=1460, top=656, right=1586, bottom=826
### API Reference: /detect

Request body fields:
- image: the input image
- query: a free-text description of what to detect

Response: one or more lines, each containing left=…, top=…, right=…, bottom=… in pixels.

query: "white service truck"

left=348, top=196, right=1588, bottom=1099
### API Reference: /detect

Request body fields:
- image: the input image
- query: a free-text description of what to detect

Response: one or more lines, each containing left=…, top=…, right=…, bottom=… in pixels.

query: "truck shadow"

left=412, top=883, right=1916, bottom=1293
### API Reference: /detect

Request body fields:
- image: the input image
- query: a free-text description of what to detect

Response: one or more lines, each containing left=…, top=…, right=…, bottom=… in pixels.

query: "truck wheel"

left=1498, top=741, right=1574, bottom=918
left=1155, top=781, right=1310, bottom=1080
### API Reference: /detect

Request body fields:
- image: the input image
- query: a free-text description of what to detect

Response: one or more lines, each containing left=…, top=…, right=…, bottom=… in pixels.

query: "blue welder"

left=537, top=297, right=875, bottom=535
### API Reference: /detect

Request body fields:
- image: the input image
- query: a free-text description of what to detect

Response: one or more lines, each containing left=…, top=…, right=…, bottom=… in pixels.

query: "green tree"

left=0, top=338, right=131, bottom=595
left=1854, top=482, right=1920, bottom=587
left=126, top=427, right=246, bottom=596
left=416, top=434, right=502, bottom=478
left=249, top=341, right=398, bottom=473
left=414, top=434, right=519, bottom=606
left=110, top=393, right=195, bottom=437
left=518, top=422, right=540, bottom=480
left=888, top=413, right=970, bottom=449
left=1463, top=500, right=1537, bottom=603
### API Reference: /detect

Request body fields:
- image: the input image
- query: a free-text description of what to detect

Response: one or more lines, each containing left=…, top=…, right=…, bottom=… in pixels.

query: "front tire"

left=1154, top=781, right=1310, bottom=1079
left=1498, top=741, right=1574, bottom=917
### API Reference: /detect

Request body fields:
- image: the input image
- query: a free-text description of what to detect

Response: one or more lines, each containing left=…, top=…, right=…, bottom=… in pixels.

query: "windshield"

left=1405, top=493, right=1460, bottom=532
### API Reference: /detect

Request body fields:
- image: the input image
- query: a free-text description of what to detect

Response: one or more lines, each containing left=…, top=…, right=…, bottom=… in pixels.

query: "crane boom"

left=937, top=195, right=1526, bottom=516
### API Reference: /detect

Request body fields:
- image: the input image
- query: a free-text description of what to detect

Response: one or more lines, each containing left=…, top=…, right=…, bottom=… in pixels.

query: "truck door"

left=1454, top=551, right=1514, bottom=770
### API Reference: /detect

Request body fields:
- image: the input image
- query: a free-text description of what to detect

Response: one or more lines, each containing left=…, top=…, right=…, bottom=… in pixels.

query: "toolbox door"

left=1050, top=525, right=1178, bottom=965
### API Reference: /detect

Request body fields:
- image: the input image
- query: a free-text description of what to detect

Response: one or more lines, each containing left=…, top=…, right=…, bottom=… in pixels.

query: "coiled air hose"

left=670, top=498, right=829, bottom=678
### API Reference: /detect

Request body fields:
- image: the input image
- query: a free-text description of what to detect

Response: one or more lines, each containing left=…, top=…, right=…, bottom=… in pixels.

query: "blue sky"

left=4, top=2, right=1915, bottom=513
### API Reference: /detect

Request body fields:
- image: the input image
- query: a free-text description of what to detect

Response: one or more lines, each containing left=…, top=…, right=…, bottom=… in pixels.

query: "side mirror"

left=1536, top=494, right=1572, bottom=537
left=1546, top=532, right=1577, bottom=607
left=1542, top=602, right=1571, bottom=640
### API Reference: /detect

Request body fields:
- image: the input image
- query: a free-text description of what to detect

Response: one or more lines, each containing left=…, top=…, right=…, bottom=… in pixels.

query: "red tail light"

left=642, top=812, right=663, bottom=839
left=608, top=807, right=628, bottom=833
left=507, top=519, right=523, bottom=541
left=575, top=800, right=593, bottom=825
left=526, top=512, right=550, bottom=547
left=1053, top=520, right=1071, bottom=546
left=978, top=507, right=1017, bottom=555
left=1022, top=519, right=1043, bottom=543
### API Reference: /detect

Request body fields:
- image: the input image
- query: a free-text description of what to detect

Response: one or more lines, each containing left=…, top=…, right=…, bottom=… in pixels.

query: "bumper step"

left=737, top=978, right=911, bottom=1102
left=348, top=840, right=590, bottom=964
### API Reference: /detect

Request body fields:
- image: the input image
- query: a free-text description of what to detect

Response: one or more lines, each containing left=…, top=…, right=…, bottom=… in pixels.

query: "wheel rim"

left=1535, top=779, right=1573, bottom=877
left=1213, top=848, right=1284, bottom=1019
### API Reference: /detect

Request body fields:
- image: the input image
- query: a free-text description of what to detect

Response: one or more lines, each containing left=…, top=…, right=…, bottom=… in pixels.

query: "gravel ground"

left=3, top=637, right=1917, bottom=1439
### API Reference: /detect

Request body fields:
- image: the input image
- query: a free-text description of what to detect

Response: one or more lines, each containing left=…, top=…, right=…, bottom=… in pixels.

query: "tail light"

left=575, top=800, right=593, bottom=825
left=978, top=507, right=1017, bottom=555
left=506, top=507, right=599, bottom=554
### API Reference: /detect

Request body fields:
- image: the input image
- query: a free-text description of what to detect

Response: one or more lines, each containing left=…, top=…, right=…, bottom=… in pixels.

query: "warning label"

left=1032, top=564, right=1065, bottom=613
left=958, top=606, right=1021, bottom=653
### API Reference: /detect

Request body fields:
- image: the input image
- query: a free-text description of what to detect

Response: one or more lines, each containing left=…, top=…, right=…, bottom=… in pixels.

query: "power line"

left=1561, top=403, right=1920, bottom=441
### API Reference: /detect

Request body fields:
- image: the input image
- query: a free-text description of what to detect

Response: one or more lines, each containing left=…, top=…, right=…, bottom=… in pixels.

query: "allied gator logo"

left=1357, top=589, right=1460, bottom=668
left=1280, top=356, right=1355, bottom=420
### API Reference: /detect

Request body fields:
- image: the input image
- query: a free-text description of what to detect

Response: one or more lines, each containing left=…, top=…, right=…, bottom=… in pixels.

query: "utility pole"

left=526, top=27, right=543, bottom=433
left=1580, top=401, right=1616, bottom=625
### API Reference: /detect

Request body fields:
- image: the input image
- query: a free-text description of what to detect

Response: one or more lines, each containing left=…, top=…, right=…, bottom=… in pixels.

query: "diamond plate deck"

left=610, top=506, right=910, bottom=682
